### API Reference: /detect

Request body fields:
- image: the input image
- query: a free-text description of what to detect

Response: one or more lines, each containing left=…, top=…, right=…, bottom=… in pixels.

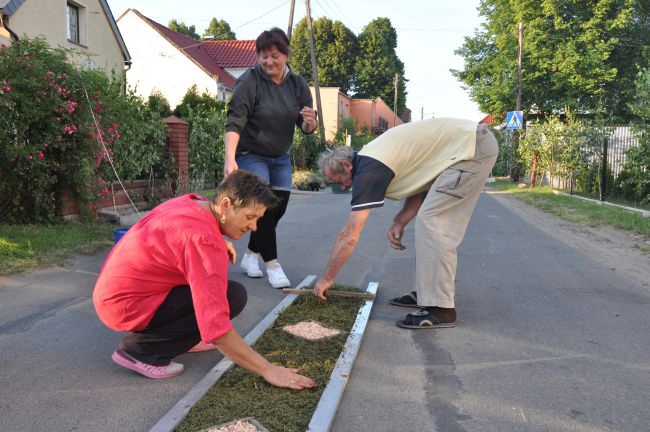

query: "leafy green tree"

left=173, top=85, right=225, bottom=119
left=203, top=18, right=236, bottom=40
left=453, top=0, right=648, bottom=120
left=186, top=105, right=227, bottom=182
left=354, top=18, right=407, bottom=116
left=147, top=90, right=172, bottom=118
left=290, top=17, right=359, bottom=94
left=168, top=19, right=200, bottom=41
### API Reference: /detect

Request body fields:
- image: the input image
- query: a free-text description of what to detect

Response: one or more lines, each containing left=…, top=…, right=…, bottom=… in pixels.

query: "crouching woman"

left=93, top=170, right=315, bottom=390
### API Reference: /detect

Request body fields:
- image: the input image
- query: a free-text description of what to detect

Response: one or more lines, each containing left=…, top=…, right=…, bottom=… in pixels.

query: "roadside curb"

left=148, top=276, right=314, bottom=432
left=290, top=188, right=330, bottom=195
left=551, top=190, right=650, bottom=217
left=307, top=282, right=378, bottom=432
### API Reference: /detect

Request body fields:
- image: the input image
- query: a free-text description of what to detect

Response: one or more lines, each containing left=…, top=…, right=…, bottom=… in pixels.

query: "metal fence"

left=494, top=124, right=643, bottom=197
left=557, top=125, right=642, bottom=200
left=602, top=126, right=639, bottom=177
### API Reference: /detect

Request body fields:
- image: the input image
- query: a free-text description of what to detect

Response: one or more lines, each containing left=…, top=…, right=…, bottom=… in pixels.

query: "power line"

left=150, top=0, right=290, bottom=47
left=324, top=0, right=353, bottom=28
left=394, top=27, right=475, bottom=32
left=407, top=66, right=454, bottom=84
left=408, top=83, right=458, bottom=101
left=313, top=0, right=341, bottom=22
left=213, top=0, right=290, bottom=38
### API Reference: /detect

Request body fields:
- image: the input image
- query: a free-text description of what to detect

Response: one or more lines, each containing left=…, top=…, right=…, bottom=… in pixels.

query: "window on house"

left=67, top=3, right=79, bottom=43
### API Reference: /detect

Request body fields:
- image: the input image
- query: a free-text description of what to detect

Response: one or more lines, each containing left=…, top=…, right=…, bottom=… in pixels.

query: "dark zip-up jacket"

left=226, top=64, right=313, bottom=157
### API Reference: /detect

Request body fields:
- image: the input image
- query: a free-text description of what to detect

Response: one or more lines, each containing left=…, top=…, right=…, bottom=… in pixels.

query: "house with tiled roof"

left=479, top=113, right=498, bottom=125
left=201, top=39, right=257, bottom=79
left=307, top=87, right=405, bottom=142
left=116, top=9, right=253, bottom=108
left=0, top=0, right=130, bottom=74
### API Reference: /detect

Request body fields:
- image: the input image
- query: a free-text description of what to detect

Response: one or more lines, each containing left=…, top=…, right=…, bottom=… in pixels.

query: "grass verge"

left=175, top=287, right=365, bottom=432
left=488, top=180, right=650, bottom=237
left=0, top=222, right=114, bottom=275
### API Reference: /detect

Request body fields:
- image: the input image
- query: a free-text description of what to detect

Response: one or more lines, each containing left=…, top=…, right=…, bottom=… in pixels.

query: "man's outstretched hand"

left=313, top=277, right=333, bottom=300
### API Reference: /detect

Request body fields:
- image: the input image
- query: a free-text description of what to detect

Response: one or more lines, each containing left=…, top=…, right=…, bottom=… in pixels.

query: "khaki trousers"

left=415, top=124, right=498, bottom=308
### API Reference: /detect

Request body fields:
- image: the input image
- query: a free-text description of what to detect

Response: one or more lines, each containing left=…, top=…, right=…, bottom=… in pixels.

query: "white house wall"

left=117, top=11, right=218, bottom=108
left=224, top=67, right=249, bottom=79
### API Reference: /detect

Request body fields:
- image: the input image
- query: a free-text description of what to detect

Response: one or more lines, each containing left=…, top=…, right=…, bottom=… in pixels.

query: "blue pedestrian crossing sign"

left=505, top=111, right=523, bottom=129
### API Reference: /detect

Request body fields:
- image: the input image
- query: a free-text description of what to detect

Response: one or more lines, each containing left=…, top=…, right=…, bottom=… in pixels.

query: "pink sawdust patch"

left=282, top=320, right=341, bottom=340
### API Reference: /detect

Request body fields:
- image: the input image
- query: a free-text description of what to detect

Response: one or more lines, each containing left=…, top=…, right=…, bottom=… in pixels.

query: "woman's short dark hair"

left=256, top=27, right=290, bottom=56
left=213, top=170, right=278, bottom=210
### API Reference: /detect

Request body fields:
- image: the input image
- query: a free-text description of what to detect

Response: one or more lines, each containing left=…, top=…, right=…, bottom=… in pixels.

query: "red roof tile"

left=479, top=113, right=497, bottom=125
left=138, top=12, right=237, bottom=88
left=201, top=40, right=257, bottom=68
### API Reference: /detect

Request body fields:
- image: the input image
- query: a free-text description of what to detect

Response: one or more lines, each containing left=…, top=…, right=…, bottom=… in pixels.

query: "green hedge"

left=0, top=37, right=169, bottom=223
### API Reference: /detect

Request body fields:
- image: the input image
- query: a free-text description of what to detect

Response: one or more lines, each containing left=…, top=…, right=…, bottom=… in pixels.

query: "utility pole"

left=393, top=73, right=399, bottom=127
left=511, top=21, right=524, bottom=182
left=421, top=106, right=424, bottom=121
left=287, top=0, right=296, bottom=42
left=516, top=21, right=523, bottom=112
left=305, top=0, right=326, bottom=145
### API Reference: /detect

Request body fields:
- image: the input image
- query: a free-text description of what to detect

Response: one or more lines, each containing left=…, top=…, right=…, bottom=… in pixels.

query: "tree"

left=168, top=19, right=200, bottom=41
left=453, top=0, right=648, bottom=121
left=290, top=17, right=359, bottom=94
left=147, top=90, right=172, bottom=118
left=173, top=85, right=225, bottom=119
left=354, top=18, right=407, bottom=116
left=203, top=18, right=236, bottom=40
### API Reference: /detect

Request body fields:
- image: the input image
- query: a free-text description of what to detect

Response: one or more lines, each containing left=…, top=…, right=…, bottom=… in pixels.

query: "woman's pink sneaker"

left=188, top=341, right=218, bottom=353
left=111, top=349, right=184, bottom=379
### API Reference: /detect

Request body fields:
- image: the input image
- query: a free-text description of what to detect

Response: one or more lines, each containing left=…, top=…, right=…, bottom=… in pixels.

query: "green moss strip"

left=175, top=286, right=365, bottom=432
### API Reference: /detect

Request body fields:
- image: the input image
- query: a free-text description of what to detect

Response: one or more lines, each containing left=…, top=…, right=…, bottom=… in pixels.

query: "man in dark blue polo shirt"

left=313, top=118, right=498, bottom=329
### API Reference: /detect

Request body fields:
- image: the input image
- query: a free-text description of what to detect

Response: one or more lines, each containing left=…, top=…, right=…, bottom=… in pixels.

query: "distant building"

left=0, top=0, right=130, bottom=74
left=201, top=39, right=257, bottom=79
left=309, top=87, right=407, bottom=142
left=479, top=113, right=498, bottom=125
left=349, top=97, right=404, bottom=135
left=117, top=9, right=239, bottom=107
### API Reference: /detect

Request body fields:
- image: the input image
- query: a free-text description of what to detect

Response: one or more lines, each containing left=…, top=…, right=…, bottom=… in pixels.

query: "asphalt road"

left=1, top=191, right=648, bottom=432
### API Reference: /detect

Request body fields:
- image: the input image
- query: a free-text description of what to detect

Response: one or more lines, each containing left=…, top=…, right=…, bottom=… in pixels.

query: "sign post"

left=505, top=111, right=523, bottom=130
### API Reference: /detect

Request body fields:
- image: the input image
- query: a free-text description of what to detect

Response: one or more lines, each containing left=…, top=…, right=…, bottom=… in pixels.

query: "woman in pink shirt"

left=93, top=170, right=315, bottom=389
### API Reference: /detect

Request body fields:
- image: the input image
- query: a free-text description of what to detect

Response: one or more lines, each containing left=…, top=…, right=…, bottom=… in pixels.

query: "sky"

left=106, top=0, right=486, bottom=121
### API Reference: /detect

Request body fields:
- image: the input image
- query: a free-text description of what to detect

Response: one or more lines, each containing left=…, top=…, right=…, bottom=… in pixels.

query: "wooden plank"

left=282, top=288, right=376, bottom=300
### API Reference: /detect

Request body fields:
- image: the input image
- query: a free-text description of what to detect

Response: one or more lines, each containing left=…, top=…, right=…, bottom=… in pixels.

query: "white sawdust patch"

left=201, top=419, right=260, bottom=432
left=282, top=320, right=341, bottom=340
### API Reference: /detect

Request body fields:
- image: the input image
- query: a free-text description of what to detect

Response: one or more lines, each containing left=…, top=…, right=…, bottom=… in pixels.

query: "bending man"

left=314, top=118, right=498, bottom=329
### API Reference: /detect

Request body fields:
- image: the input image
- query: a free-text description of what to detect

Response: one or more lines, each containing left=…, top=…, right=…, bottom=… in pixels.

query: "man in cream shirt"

left=314, top=118, right=498, bottom=329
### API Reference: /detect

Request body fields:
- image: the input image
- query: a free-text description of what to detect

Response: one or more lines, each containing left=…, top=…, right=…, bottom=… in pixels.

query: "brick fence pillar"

left=162, top=115, right=189, bottom=190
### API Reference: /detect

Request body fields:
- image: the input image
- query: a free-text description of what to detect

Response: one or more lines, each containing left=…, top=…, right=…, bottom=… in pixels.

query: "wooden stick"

left=282, top=288, right=376, bottom=300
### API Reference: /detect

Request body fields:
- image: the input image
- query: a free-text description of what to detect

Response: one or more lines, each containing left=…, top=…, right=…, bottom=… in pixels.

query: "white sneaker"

left=240, top=253, right=263, bottom=278
left=266, top=263, right=291, bottom=288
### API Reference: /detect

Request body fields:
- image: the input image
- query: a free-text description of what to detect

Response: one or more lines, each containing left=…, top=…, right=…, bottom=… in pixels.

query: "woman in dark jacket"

left=224, top=27, right=317, bottom=288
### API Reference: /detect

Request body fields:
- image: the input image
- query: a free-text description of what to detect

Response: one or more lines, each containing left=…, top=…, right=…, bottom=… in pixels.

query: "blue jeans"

left=235, top=152, right=292, bottom=261
left=236, top=152, right=292, bottom=191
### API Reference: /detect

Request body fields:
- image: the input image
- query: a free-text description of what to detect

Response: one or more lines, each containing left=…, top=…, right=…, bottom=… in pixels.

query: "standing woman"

left=224, top=27, right=317, bottom=288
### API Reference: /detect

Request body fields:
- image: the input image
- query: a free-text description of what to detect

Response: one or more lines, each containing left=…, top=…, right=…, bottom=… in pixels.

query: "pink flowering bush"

left=0, top=38, right=169, bottom=223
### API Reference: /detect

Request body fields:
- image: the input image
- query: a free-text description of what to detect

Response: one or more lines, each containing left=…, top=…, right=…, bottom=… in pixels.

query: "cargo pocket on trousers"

left=434, top=160, right=482, bottom=198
